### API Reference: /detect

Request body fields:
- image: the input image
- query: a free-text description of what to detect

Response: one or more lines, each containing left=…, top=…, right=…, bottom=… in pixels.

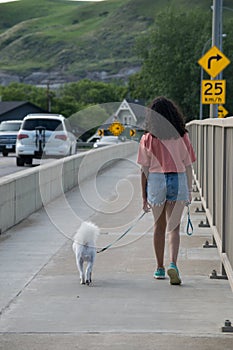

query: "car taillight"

left=17, top=133, right=29, bottom=140
left=55, top=134, right=67, bottom=141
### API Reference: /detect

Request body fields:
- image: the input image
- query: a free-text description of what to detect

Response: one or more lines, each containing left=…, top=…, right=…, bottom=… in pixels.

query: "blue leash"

left=186, top=204, right=193, bottom=236
left=97, top=211, right=146, bottom=253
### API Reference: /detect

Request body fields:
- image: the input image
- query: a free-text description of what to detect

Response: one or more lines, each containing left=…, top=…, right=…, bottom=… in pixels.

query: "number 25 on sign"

left=202, top=80, right=226, bottom=104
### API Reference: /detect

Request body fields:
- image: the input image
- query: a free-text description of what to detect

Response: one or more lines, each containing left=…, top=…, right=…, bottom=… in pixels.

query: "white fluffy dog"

left=72, top=221, right=100, bottom=285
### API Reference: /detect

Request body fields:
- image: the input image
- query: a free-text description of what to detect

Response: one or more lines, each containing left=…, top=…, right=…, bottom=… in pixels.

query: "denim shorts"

left=147, top=172, right=189, bottom=206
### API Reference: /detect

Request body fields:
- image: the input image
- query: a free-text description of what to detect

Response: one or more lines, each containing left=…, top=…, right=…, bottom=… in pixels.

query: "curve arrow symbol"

left=208, top=54, right=222, bottom=69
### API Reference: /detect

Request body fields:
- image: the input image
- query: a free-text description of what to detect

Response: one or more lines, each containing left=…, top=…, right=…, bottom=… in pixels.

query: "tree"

left=59, top=79, right=127, bottom=106
left=0, top=82, right=50, bottom=111
left=129, top=9, right=212, bottom=120
left=0, top=79, right=127, bottom=118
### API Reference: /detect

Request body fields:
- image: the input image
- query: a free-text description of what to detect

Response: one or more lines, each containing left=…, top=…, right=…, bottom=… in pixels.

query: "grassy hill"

left=0, top=0, right=232, bottom=80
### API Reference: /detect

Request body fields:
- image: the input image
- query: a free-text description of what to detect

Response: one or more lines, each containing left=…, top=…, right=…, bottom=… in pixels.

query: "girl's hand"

left=186, top=192, right=192, bottom=206
left=143, top=198, right=151, bottom=212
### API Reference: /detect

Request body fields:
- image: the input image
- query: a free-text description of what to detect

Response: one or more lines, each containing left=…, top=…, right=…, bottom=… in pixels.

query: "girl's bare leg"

left=152, top=204, right=166, bottom=268
left=165, top=201, right=185, bottom=265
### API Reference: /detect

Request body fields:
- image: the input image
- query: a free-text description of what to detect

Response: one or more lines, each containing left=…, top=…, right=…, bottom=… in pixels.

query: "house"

left=114, top=99, right=145, bottom=126
left=103, top=99, right=145, bottom=128
left=91, top=99, right=145, bottom=141
left=0, top=101, right=47, bottom=123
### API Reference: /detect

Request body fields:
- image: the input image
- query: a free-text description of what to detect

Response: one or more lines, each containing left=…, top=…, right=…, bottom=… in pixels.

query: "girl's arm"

left=141, top=166, right=150, bottom=212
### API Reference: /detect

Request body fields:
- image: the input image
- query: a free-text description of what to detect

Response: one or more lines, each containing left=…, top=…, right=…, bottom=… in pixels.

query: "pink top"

left=137, top=132, right=196, bottom=173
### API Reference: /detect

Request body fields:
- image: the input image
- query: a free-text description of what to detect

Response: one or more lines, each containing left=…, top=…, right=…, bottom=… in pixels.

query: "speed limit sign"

left=202, top=80, right=226, bottom=104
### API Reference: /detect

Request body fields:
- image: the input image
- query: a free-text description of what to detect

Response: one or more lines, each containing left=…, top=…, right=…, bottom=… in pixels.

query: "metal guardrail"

left=187, top=117, right=233, bottom=291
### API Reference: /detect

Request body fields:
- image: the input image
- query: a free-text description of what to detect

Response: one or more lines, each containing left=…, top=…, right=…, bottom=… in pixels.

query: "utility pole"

left=210, top=0, right=222, bottom=118
left=47, top=81, right=51, bottom=112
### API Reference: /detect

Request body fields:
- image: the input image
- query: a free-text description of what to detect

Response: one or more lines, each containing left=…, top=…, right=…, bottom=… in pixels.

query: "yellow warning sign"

left=108, top=122, right=125, bottom=136
left=218, top=106, right=228, bottom=118
left=97, top=129, right=104, bottom=136
left=202, top=80, right=226, bottom=104
left=130, top=129, right=136, bottom=137
left=198, top=46, right=230, bottom=78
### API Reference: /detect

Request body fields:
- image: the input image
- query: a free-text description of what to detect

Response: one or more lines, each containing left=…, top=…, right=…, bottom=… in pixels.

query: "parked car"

left=0, top=120, right=22, bottom=156
left=93, top=136, right=122, bottom=148
left=16, top=114, right=76, bottom=166
left=87, top=134, right=101, bottom=144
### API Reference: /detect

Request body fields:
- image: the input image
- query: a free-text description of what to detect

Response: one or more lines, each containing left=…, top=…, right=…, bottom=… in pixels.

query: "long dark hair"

left=145, top=96, right=187, bottom=139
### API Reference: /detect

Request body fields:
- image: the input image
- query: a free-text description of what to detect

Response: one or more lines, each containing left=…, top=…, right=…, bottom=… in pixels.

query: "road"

left=0, top=149, right=90, bottom=177
left=0, top=154, right=55, bottom=177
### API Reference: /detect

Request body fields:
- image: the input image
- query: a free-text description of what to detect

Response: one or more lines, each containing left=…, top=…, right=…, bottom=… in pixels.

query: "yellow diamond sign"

left=108, top=122, right=125, bottom=136
left=198, top=46, right=230, bottom=78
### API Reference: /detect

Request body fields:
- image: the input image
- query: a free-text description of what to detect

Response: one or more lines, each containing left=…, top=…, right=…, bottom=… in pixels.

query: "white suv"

left=16, top=114, right=76, bottom=166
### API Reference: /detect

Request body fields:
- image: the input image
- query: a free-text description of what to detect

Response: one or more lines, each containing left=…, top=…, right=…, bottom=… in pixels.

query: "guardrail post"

left=220, top=127, right=227, bottom=278
left=209, top=127, right=227, bottom=279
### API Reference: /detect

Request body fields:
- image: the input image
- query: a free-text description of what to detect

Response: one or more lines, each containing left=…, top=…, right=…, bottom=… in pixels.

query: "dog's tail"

left=73, top=221, right=100, bottom=246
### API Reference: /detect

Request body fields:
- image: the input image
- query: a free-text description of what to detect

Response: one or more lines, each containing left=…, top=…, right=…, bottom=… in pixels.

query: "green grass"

left=0, top=0, right=230, bottom=77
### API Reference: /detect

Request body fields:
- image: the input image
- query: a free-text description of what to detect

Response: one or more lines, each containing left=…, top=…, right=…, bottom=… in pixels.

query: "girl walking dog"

left=137, top=96, right=196, bottom=285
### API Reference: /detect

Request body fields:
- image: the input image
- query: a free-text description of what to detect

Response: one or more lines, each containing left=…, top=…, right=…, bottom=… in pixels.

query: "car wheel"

left=2, top=150, right=8, bottom=157
left=16, top=157, right=25, bottom=166
left=25, top=157, right=33, bottom=166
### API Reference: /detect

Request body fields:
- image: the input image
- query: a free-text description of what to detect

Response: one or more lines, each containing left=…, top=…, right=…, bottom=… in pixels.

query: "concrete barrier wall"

left=0, top=142, right=138, bottom=234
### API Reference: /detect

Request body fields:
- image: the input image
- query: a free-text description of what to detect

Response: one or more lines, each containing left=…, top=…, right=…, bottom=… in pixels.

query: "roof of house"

left=101, top=99, right=146, bottom=128
left=0, top=101, right=28, bottom=115
left=0, top=101, right=45, bottom=116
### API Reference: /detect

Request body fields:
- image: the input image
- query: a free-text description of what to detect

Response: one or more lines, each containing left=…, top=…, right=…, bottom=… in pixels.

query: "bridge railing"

left=187, top=117, right=233, bottom=291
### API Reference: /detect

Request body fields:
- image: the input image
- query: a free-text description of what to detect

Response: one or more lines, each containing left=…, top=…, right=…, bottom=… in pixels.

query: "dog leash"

left=186, top=204, right=193, bottom=236
left=97, top=211, right=147, bottom=253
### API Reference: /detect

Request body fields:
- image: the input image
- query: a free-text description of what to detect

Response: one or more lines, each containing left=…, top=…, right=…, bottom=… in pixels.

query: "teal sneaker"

left=167, top=263, right=182, bottom=285
left=154, top=267, right=165, bottom=279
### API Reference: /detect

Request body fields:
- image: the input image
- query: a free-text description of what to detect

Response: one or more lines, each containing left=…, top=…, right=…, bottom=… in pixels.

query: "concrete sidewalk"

left=0, top=153, right=233, bottom=349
